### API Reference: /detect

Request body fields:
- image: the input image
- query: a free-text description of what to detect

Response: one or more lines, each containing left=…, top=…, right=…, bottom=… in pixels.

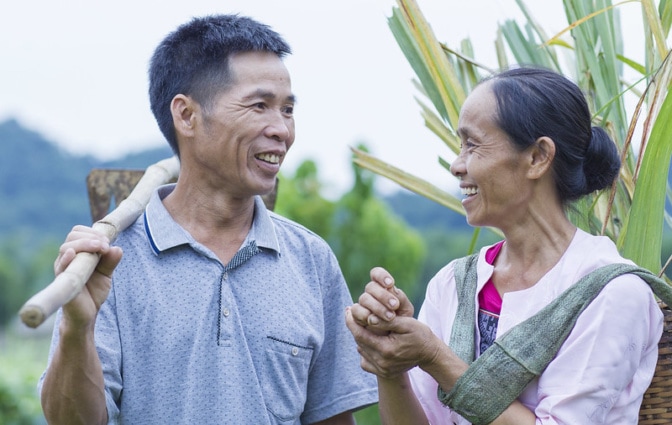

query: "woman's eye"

left=460, top=141, right=473, bottom=152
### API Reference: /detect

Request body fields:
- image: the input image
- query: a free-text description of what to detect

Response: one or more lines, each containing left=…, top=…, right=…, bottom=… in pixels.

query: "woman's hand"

left=345, top=267, right=443, bottom=378
left=346, top=308, right=443, bottom=378
left=357, top=267, right=415, bottom=325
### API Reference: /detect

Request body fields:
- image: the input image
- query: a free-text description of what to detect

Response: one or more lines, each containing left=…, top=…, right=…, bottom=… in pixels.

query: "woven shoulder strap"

left=438, top=256, right=672, bottom=425
left=447, top=253, right=479, bottom=363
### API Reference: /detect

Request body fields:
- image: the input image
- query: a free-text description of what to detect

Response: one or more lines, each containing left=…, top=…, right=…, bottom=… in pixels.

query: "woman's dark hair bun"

left=582, top=126, right=621, bottom=194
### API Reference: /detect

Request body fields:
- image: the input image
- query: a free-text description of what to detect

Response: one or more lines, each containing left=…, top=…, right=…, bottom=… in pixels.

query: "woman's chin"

left=464, top=214, right=492, bottom=229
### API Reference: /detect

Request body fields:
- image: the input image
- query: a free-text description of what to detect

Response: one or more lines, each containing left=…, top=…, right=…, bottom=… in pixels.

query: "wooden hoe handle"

left=19, top=156, right=180, bottom=328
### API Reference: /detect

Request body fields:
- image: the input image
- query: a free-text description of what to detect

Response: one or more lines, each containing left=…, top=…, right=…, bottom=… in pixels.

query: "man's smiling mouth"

left=255, top=153, right=280, bottom=164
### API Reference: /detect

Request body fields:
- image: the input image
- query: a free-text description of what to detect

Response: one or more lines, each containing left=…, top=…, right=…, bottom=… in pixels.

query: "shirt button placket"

left=218, top=270, right=232, bottom=346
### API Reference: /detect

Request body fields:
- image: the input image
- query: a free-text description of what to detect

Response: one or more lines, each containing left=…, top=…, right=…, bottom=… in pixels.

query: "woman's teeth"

left=461, top=186, right=478, bottom=196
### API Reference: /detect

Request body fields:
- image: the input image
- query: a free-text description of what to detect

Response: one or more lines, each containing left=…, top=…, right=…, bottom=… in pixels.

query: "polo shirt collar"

left=143, top=184, right=280, bottom=255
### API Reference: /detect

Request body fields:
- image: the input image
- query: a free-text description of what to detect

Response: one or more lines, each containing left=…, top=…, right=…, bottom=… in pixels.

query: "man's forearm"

left=41, top=326, right=108, bottom=425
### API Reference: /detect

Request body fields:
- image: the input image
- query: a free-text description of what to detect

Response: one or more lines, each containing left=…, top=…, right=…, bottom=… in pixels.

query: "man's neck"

left=162, top=182, right=256, bottom=264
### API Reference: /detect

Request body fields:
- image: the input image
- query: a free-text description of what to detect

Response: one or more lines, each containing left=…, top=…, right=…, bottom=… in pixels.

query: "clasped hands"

left=345, top=267, right=442, bottom=379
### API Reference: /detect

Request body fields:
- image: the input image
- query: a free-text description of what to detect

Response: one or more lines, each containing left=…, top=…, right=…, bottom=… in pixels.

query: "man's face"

left=187, top=50, right=295, bottom=199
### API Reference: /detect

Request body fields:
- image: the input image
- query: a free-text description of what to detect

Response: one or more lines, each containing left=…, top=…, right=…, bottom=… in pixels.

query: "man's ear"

left=171, top=94, right=196, bottom=138
left=527, top=136, right=556, bottom=180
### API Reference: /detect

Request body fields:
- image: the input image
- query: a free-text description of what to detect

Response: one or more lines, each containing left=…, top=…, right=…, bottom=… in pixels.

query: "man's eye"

left=283, top=105, right=294, bottom=115
left=253, top=102, right=266, bottom=110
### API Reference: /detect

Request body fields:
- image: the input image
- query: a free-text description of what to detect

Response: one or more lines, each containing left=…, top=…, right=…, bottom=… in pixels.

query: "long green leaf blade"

left=621, top=90, right=672, bottom=272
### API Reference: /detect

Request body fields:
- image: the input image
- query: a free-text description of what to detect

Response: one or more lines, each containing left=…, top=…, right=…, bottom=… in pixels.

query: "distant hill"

left=383, top=189, right=470, bottom=233
left=0, top=119, right=173, bottom=249
left=4, top=117, right=665, bottom=255
left=2, top=118, right=468, bottom=252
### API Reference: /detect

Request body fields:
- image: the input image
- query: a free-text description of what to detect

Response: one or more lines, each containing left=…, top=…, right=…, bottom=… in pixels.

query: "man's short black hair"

left=148, top=14, right=291, bottom=156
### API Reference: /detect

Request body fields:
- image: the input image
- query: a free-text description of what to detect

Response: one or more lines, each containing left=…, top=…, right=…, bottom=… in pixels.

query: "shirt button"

left=222, top=308, right=230, bottom=317
left=291, top=347, right=299, bottom=356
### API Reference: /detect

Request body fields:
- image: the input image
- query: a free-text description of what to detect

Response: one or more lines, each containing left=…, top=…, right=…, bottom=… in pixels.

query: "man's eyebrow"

left=242, top=89, right=296, bottom=103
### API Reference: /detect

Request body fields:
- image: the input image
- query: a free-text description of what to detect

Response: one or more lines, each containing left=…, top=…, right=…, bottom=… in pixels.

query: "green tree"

left=275, top=160, right=336, bottom=238
left=329, top=145, right=426, bottom=301
left=0, top=381, right=35, bottom=425
left=0, top=235, right=58, bottom=327
left=0, top=238, right=24, bottom=326
left=277, top=152, right=426, bottom=302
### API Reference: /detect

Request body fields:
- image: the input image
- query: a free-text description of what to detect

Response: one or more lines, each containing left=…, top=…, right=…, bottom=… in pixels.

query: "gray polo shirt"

left=41, top=184, right=377, bottom=424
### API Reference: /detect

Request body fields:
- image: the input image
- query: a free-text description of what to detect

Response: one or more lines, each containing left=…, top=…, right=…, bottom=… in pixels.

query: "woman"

left=345, top=67, right=664, bottom=424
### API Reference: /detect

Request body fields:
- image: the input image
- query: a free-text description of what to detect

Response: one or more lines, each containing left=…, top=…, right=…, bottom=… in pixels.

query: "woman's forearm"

left=420, top=344, right=535, bottom=425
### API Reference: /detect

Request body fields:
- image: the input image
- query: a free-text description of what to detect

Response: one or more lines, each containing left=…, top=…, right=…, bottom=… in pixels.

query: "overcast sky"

left=0, top=0, right=644, bottom=196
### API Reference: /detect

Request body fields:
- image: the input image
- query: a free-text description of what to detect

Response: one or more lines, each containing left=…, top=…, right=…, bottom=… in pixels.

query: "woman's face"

left=451, top=82, right=535, bottom=229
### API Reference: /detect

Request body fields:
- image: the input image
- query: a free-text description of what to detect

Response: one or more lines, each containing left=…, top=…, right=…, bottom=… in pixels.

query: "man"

left=39, top=14, right=377, bottom=424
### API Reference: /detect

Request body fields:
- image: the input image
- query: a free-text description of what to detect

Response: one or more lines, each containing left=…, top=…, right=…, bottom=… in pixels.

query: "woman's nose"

left=450, top=152, right=466, bottom=177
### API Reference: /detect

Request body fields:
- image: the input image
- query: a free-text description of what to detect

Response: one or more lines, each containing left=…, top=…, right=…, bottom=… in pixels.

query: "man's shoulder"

left=265, top=211, right=336, bottom=256
left=113, top=215, right=151, bottom=250
left=267, top=211, right=322, bottom=239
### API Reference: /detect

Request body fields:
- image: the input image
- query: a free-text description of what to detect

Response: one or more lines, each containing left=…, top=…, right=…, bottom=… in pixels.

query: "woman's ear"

left=527, top=136, right=556, bottom=180
left=171, top=94, right=196, bottom=138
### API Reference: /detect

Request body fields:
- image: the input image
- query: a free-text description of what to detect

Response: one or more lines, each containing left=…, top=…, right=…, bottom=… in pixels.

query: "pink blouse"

left=408, top=229, right=663, bottom=424
left=478, top=241, right=504, bottom=314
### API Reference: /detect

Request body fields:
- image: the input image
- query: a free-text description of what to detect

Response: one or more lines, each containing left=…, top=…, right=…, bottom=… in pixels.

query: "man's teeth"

left=461, top=187, right=478, bottom=196
left=256, top=153, right=280, bottom=164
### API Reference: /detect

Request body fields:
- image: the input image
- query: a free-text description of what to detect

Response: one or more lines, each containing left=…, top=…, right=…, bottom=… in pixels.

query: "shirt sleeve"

left=95, top=280, right=123, bottom=424
left=300, top=246, right=378, bottom=424
left=531, top=273, right=663, bottom=424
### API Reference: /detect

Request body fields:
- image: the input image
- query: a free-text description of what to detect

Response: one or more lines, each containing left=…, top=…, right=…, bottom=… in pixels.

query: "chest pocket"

left=262, top=336, right=314, bottom=423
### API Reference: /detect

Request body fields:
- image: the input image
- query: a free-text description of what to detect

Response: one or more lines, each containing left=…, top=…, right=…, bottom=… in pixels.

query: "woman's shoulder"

left=566, top=229, right=632, bottom=267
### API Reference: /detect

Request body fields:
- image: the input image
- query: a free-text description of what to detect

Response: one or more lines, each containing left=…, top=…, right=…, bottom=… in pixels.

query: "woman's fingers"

left=346, top=309, right=426, bottom=378
left=391, top=287, right=415, bottom=318
left=370, top=266, right=395, bottom=289
left=359, top=287, right=397, bottom=322
left=349, top=303, right=373, bottom=327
